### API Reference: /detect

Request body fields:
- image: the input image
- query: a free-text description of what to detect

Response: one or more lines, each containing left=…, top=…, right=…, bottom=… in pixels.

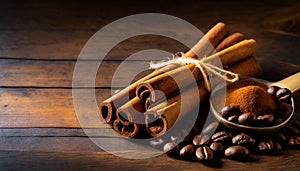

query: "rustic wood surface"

left=1, top=0, right=300, bottom=170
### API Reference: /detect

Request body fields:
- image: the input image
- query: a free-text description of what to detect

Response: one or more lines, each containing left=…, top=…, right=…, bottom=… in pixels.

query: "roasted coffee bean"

left=179, top=144, right=195, bottom=159
left=293, top=120, right=300, bottom=128
left=272, top=133, right=287, bottom=144
left=193, top=134, right=210, bottom=146
left=276, top=88, right=292, bottom=101
left=212, top=131, right=232, bottom=144
left=267, top=86, right=280, bottom=97
left=257, top=114, right=274, bottom=125
left=224, top=146, right=250, bottom=161
left=285, top=125, right=300, bottom=135
left=163, top=142, right=180, bottom=158
left=277, top=102, right=293, bottom=118
left=210, top=142, right=225, bottom=154
left=196, top=146, right=214, bottom=161
left=258, top=139, right=273, bottom=153
left=232, top=133, right=256, bottom=148
left=288, top=136, right=300, bottom=147
left=273, top=142, right=283, bottom=151
left=274, top=117, right=284, bottom=125
left=221, top=105, right=241, bottom=118
left=238, top=113, right=256, bottom=126
left=228, top=115, right=239, bottom=123
left=202, top=122, right=219, bottom=135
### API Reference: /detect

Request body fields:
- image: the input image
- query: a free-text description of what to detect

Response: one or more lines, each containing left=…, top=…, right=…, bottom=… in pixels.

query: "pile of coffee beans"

left=221, top=86, right=293, bottom=127
left=151, top=119, right=300, bottom=163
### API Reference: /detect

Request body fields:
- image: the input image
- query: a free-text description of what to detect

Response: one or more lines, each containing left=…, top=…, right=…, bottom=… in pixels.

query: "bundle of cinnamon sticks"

left=99, top=22, right=262, bottom=138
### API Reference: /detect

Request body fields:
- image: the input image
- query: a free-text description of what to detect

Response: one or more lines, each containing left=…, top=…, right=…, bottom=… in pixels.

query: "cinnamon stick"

left=99, top=22, right=229, bottom=124
left=145, top=56, right=262, bottom=137
left=215, top=32, right=244, bottom=52
left=136, top=39, right=256, bottom=102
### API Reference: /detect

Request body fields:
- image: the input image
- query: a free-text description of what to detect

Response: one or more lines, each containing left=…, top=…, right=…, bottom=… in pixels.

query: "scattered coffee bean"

left=276, top=88, right=292, bottom=102
left=232, top=133, right=256, bottom=148
left=221, top=106, right=241, bottom=118
left=179, top=144, right=195, bottom=159
left=288, top=136, right=300, bottom=147
left=196, top=146, right=214, bottom=161
left=258, top=139, right=273, bottom=153
left=224, top=146, right=250, bottom=161
left=267, top=86, right=280, bottom=97
left=238, top=113, right=256, bottom=126
left=210, top=142, right=225, bottom=154
left=212, top=131, right=232, bottom=144
left=163, top=142, right=180, bottom=158
left=202, top=122, right=219, bottom=135
left=273, top=142, right=282, bottom=151
left=293, top=120, right=300, bottom=128
left=272, top=133, right=287, bottom=144
left=257, top=114, right=274, bottom=125
left=228, top=115, right=239, bottom=123
left=193, top=134, right=210, bottom=146
left=285, top=125, right=300, bottom=135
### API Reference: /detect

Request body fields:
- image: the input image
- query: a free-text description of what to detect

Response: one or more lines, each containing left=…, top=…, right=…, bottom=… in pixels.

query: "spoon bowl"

left=210, top=73, right=300, bottom=134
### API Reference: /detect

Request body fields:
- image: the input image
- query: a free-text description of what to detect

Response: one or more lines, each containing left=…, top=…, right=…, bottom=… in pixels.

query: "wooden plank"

left=0, top=59, right=158, bottom=88
left=0, top=30, right=186, bottom=60
left=0, top=88, right=113, bottom=128
left=0, top=150, right=300, bottom=170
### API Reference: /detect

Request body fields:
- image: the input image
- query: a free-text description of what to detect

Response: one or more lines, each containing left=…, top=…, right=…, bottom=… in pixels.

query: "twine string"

left=149, top=52, right=239, bottom=91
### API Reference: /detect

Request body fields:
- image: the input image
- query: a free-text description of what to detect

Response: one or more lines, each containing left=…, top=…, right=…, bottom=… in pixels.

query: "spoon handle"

left=273, top=72, right=300, bottom=94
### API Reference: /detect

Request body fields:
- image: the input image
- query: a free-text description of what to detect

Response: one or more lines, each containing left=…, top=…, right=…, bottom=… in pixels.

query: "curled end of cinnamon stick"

left=99, top=101, right=115, bottom=124
left=145, top=112, right=168, bottom=137
left=136, top=82, right=156, bottom=101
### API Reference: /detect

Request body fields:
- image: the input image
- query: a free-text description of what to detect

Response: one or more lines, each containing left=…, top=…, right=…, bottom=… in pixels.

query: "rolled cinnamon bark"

left=136, top=39, right=256, bottom=102
left=145, top=56, right=262, bottom=137
left=99, top=22, right=229, bottom=124
left=215, top=32, right=244, bottom=52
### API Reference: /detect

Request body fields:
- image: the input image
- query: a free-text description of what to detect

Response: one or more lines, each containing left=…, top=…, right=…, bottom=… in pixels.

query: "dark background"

left=0, top=0, right=300, bottom=170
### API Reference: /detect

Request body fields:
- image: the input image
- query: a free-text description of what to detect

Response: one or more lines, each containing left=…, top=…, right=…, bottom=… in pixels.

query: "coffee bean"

left=212, top=131, right=232, bottom=144
left=285, top=125, right=300, bottom=135
left=196, top=146, right=214, bottom=161
left=273, top=142, right=283, bottom=151
left=221, top=105, right=241, bottom=118
left=276, top=88, right=292, bottom=102
left=272, top=133, right=287, bottom=144
left=267, top=86, right=280, bottom=96
left=257, top=114, right=274, bottom=125
left=293, top=120, right=300, bottom=128
left=288, top=136, right=300, bottom=147
left=163, top=142, right=180, bottom=158
left=238, top=113, right=256, bottom=126
left=179, top=144, right=195, bottom=159
left=274, top=117, right=284, bottom=125
left=193, top=134, right=210, bottom=146
left=228, top=115, right=239, bottom=123
left=224, top=146, right=250, bottom=161
left=277, top=102, right=293, bottom=118
left=210, top=142, right=225, bottom=154
left=258, top=139, right=273, bottom=153
left=202, top=122, right=219, bottom=135
left=232, top=133, right=256, bottom=148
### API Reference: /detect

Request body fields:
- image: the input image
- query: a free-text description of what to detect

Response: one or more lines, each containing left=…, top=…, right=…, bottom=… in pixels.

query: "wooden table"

left=1, top=0, right=300, bottom=170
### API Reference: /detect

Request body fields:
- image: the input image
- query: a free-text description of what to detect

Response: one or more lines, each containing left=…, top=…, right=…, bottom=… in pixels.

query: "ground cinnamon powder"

left=225, top=80, right=276, bottom=116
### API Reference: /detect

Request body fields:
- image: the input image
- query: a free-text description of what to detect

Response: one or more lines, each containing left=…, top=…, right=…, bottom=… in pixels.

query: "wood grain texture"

left=1, top=150, right=300, bottom=171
